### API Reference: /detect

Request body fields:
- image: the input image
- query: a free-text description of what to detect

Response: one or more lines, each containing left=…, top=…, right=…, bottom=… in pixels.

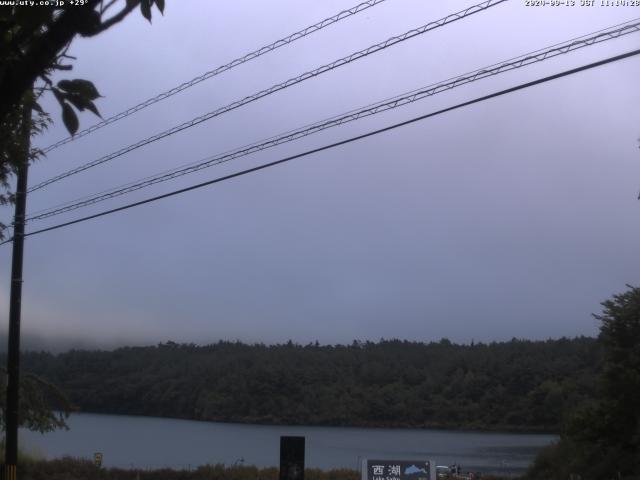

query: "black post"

left=279, top=436, right=305, bottom=480
left=4, top=103, right=31, bottom=480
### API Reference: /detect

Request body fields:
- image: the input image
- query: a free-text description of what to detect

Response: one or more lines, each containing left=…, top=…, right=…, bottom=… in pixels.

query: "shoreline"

left=60, top=410, right=561, bottom=436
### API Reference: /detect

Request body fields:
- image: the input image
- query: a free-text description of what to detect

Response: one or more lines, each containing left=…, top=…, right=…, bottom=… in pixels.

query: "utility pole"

left=3, top=102, right=31, bottom=480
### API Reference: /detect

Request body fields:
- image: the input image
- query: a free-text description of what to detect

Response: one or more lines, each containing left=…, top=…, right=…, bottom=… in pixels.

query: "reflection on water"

left=21, top=413, right=556, bottom=476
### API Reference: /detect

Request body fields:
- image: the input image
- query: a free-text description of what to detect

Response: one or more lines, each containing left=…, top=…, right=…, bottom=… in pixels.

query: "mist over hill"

left=0, top=330, right=156, bottom=353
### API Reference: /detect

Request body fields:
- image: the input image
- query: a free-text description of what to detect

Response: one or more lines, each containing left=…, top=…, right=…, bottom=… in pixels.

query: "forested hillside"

left=20, top=338, right=600, bottom=432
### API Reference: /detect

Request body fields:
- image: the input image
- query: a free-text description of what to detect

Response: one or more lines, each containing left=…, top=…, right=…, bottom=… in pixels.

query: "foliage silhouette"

left=19, top=337, right=601, bottom=432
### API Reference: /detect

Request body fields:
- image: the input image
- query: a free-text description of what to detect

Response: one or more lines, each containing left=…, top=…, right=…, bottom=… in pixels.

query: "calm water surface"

left=21, top=413, right=556, bottom=476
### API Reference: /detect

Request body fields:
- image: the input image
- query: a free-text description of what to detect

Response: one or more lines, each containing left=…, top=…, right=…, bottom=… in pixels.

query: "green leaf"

left=155, top=0, right=165, bottom=14
left=64, top=93, right=83, bottom=110
left=76, top=9, right=102, bottom=36
left=52, top=87, right=65, bottom=106
left=57, top=79, right=101, bottom=100
left=57, top=80, right=72, bottom=91
left=140, top=0, right=152, bottom=22
left=32, top=102, right=45, bottom=115
left=63, top=92, right=101, bottom=118
left=61, top=102, right=79, bottom=135
left=84, top=100, right=101, bottom=118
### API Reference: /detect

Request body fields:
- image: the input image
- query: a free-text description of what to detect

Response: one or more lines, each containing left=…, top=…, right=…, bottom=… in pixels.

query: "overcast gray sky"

left=2, top=0, right=640, bottom=350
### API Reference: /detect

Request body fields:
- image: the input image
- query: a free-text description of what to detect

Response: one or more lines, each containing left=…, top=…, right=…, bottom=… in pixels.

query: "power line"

left=40, top=0, right=391, bottom=154
left=2, top=47, right=636, bottom=245
left=24, top=19, right=640, bottom=222
left=28, top=0, right=507, bottom=193
left=27, top=17, right=640, bottom=220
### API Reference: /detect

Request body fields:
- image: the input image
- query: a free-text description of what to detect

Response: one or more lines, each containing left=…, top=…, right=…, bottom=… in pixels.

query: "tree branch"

left=0, top=0, right=142, bottom=124
left=87, top=0, right=140, bottom=36
left=100, top=0, right=119, bottom=15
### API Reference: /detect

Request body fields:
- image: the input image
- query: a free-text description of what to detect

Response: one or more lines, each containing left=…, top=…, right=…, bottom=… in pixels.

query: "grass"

left=15, top=457, right=362, bottom=480
left=0, top=441, right=45, bottom=464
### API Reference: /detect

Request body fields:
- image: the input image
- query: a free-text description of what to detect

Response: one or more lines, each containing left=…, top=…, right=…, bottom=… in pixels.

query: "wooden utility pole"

left=3, top=102, right=31, bottom=480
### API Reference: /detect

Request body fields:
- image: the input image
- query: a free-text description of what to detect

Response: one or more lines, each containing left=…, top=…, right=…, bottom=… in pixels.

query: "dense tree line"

left=524, top=286, right=640, bottom=480
left=17, top=337, right=600, bottom=432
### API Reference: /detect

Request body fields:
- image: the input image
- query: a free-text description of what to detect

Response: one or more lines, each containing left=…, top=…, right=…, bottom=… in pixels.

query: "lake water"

left=21, top=413, right=556, bottom=476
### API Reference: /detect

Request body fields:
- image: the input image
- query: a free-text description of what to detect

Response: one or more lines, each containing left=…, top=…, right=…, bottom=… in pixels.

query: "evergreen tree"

left=526, top=286, right=640, bottom=480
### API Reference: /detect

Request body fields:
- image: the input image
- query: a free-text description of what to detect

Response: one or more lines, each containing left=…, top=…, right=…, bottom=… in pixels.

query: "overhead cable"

left=25, top=19, right=640, bottom=222
left=40, top=0, right=392, bottom=153
left=28, top=0, right=507, bottom=193
left=1, top=47, right=635, bottom=245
